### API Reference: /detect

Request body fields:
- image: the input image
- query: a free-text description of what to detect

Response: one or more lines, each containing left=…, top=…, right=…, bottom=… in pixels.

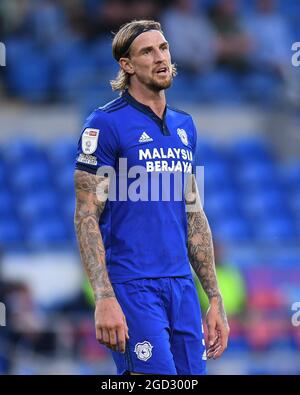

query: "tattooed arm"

left=186, top=174, right=229, bottom=359
left=74, top=170, right=129, bottom=353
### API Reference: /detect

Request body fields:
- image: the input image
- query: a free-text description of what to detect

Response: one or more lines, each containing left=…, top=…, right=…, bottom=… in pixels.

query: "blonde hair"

left=110, top=20, right=177, bottom=92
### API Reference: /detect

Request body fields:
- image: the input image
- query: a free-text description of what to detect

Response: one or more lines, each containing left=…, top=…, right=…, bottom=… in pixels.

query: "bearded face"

left=124, top=30, right=174, bottom=93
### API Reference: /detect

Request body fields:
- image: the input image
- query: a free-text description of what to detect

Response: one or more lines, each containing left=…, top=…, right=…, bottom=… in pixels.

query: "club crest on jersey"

left=177, top=128, right=188, bottom=146
left=134, top=341, right=153, bottom=361
left=82, top=128, right=99, bottom=154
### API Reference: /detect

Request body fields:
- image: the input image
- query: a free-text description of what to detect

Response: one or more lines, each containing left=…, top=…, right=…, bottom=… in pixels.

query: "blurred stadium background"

left=0, top=0, right=300, bottom=375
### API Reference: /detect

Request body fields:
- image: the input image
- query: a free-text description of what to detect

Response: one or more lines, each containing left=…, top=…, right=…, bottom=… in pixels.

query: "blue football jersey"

left=75, top=90, right=198, bottom=283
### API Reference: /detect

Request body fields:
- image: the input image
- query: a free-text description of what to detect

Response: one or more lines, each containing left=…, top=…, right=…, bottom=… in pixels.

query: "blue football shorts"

left=110, top=276, right=207, bottom=375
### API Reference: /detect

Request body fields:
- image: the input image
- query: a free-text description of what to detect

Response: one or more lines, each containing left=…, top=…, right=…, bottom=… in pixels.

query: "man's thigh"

left=170, top=278, right=207, bottom=375
left=111, top=278, right=177, bottom=375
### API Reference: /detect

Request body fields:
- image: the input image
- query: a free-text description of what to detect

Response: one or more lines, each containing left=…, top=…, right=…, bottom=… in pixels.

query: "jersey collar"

left=122, top=90, right=170, bottom=136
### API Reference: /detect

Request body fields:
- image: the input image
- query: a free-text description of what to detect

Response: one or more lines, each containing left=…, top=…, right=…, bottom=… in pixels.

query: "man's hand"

left=205, top=296, right=230, bottom=359
left=95, top=297, right=129, bottom=353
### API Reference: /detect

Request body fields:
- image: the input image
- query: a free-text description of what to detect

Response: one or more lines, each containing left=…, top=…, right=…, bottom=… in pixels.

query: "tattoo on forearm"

left=216, top=296, right=228, bottom=325
left=186, top=176, right=228, bottom=328
left=187, top=208, right=220, bottom=299
left=186, top=175, right=220, bottom=299
left=74, top=170, right=115, bottom=301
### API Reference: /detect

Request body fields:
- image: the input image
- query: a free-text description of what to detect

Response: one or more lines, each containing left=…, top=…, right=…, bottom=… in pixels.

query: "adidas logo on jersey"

left=139, top=132, right=153, bottom=143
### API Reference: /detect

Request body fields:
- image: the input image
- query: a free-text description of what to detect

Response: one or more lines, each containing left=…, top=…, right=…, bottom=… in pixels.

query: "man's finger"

left=123, top=316, right=130, bottom=340
left=102, top=328, right=110, bottom=345
left=207, top=338, right=221, bottom=356
left=212, top=345, right=224, bottom=359
left=116, top=326, right=126, bottom=353
left=96, top=327, right=103, bottom=343
left=206, top=321, right=218, bottom=347
left=109, top=328, right=118, bottom=351
left=207, top=331, right=220, bottom=346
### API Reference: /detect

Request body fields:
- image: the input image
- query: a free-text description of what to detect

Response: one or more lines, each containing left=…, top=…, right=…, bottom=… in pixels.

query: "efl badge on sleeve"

left=82, top=128, right=99, bottom=154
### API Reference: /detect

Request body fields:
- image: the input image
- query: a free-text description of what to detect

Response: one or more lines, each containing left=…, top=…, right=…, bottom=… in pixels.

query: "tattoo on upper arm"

left=75, top=170, right=109, bottom=213
left=74, top=170, right=114, bottom=301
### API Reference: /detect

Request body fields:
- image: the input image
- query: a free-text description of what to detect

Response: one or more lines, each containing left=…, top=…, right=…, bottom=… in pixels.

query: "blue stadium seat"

left=213, top=216, right=252, bottom=242
left=63, top=194, right=75, bottom=222
left=296, top=217, right=300, bottom=238
left=235, top=160, right=278, bottom=190
left=0, top=217, right=23, bottom=247
left=291, top=22, right=300, bottom=41
left=202, top=159, right=233, bottom=190
left=280, top=162, right=300, bottom=190
left=242, top=188, right=287, bottom=218
left=193, top=71, right=244, bottom=103
left=204, top=189, right=240, bottom=221
left=0, top=190, right=15, bottom=218
left=92, top=38, right=118, bottom=69
left=11, top=162, right=52, bottom=193
left=272, top=251, right=300, bottom=268
left=55, top=42, right=99, bottom=101
left=0, top=160, right=5, bottom=188
left=256, top=216, right=297, bottom=241
left=230, top=137, right=272, bottom=163
left=6, top=39, right=52, bottom=101
left=2, top=140, right=44, bottom=166
left=47, top=139, right=77, bottom=167
left=279, top=0, right=300, bottom=16
left=54, top=165, right=74, bottom=193
left=194, top=139, right=224, bottom=165
left=26, top=217, right=68, bottom=248
left=167, top=74, right=201, bottom=103
left=18, top=189, right=59, bottom=223
left=78, top=83, right=117, bottom=116
left=59, top=190, right=76, bottom=242
left=241, top=72, right=280, bottom=104
left=288, top=189, right=300, bottom=215
left=63, top=196, right=77, bottom=245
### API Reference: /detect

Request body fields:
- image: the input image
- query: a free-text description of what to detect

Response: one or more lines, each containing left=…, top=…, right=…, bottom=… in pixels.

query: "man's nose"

left=153, top=48, right=165, bottom=62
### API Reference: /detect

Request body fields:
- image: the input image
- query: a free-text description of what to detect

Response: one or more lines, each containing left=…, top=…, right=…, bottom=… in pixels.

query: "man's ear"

left=119, top=57, right=134, bottom=75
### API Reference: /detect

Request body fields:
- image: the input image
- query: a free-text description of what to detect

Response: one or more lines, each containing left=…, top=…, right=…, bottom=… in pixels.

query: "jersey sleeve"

left=75, top=109, right=119, bottom=174
left=191, top=118, right=198, bottom=174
